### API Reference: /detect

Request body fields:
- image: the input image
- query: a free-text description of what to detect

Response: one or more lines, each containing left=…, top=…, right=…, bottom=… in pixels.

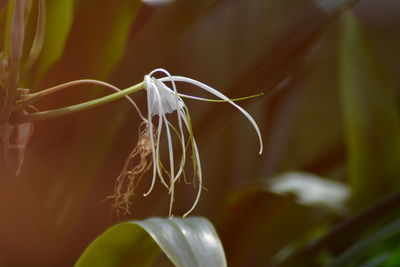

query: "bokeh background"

left=1, top=0, right=400, bottom=266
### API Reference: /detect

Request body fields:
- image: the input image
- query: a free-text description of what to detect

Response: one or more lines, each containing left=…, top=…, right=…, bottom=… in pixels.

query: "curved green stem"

left=13, top=81, right=145, bottom=124
left=16, top=79, right=130, bottom=107
left=176, top=92, right=264, bottom=103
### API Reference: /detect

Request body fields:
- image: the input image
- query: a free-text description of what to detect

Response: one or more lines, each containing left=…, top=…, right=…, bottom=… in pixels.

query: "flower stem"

left=15, top=79, right=130, bottom=107
left=12, top=81, right=145, bottom=124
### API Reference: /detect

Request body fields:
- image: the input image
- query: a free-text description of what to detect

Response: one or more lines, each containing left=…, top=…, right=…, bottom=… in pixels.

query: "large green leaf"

left=339, top=12, right=400, bottom=206
left=75, top=217, right=227, bottom=267
left=23, top=0, right=46, bottom=73
left=32, top=0, right=74, bottom=84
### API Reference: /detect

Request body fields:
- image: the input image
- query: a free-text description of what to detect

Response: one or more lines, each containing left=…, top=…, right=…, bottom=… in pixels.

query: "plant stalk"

left=15, top=79, right=130, bottom=107
left=12, top=81, right=145, bottom=124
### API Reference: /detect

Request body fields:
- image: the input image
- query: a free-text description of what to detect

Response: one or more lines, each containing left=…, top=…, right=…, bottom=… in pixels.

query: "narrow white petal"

left=144, top=76, right=158, bottom=196
left=160, top=76, right=263, bottom=154
left=144, top=78, right=169, bottom=196
left=148, top=69, right=187, bottom=182
left=152, top=80, right=170, bottom=189
left=162, top=110, right=175, bottom=184
left=180, top=112, right=202, bottom=217
left=151, top=74, right=178, bottom=217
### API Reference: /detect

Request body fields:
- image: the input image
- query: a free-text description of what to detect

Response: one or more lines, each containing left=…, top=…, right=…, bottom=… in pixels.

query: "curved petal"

left=160, top=76, right=263, bottom=154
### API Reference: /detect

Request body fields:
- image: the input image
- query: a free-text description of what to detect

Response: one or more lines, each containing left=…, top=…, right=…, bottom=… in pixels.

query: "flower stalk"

left=12, top=81, right=145, bottom=124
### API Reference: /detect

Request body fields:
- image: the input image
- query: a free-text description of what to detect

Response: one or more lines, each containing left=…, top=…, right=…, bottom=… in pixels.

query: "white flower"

left=145, top=68, right=262, bottom=217
left=112, top=68, right=263, bottom=218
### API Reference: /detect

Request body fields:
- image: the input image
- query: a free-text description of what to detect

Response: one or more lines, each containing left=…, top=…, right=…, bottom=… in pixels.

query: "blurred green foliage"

left=1, top=0, right=400, bottom=266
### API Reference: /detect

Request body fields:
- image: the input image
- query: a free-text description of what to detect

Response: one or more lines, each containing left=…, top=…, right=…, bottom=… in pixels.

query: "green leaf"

left=339, top=12, right=400, bottom=206
left=75, top=217, right=227, bottom=267
left=32, top=0, right=74, bottom=84
left=75, top=0, right=142, bottom=79
left=23, top=0, right=46, bottom=73
left=0, top=0, right=24, bottom=122
left=328, top=217, right=400, bottom=267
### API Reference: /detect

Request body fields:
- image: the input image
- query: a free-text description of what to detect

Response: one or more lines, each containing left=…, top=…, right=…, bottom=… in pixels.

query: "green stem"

left=13, top=81, right=145, bottom=124
left=15, top=79, right=128, bottom=107
left=177, top=92, right=264, bottom=103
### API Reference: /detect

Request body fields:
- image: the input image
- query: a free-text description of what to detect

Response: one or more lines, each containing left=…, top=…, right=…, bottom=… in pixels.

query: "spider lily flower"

left=113, top=68, right=263, bottom=218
